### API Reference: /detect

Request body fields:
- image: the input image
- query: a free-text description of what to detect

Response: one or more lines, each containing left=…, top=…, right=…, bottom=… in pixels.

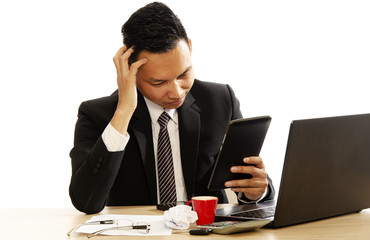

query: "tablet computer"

left=207, top=116, right=271, bottom=190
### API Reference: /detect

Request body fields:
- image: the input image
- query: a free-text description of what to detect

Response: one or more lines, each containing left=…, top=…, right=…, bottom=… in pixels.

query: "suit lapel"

left=178, top=92, right=201, bottom=200
left=130, top=93, right=157, bottom=203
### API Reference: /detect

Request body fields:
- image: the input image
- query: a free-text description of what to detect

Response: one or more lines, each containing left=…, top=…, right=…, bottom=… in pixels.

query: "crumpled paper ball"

left=163, top=205, right=198, bottom=229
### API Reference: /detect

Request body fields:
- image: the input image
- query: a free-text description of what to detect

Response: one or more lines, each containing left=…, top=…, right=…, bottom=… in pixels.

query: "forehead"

left=137, top=40, right=192, bottom=80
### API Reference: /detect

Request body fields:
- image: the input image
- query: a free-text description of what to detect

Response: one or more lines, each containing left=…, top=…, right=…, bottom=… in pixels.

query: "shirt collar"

left=143, top=97, right=178, bottom=125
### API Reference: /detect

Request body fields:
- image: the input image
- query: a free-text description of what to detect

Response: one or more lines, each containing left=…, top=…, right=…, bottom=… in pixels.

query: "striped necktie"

left=157, top=111, right=177, bottom=203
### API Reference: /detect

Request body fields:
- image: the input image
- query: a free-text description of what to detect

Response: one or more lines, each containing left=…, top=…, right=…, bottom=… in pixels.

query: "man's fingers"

left=113, top=46, right=128, bottom=75
left=230, top=186, right=262, bottom=194
left=119, top=47, right=135, bottom=73
left=230, top=165, right=265, bottom=178
left=128, top=58, right=148, bottom=79
left=244, top=156, right=265, bottom=169
left=225, top=177, right=267, bottom=188
left=113, top=45, right=136, bottom=75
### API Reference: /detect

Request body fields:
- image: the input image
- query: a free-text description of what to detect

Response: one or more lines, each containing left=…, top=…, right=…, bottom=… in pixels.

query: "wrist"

left=111, top=108, right=134, bottom=134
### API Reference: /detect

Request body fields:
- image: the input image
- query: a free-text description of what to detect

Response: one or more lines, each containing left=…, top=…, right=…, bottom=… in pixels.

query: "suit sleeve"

left=69, top=101, right=124, bottom=214
left=226, top=84, right=243, bottom=120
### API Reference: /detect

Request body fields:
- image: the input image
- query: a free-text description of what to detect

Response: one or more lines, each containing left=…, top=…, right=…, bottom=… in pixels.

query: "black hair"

left=121, top=2, right=189, bottom=64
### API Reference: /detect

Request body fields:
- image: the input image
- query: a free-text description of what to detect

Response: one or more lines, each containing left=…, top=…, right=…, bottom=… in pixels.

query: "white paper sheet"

left=76, top=214, right=172, bottom=236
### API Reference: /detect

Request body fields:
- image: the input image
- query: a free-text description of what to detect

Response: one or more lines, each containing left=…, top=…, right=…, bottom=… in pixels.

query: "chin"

left=163, top=101, right=183, bottom=109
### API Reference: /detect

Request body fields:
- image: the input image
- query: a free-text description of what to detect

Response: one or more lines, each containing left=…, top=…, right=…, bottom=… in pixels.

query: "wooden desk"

left=1, top=205, right=370, bottom=240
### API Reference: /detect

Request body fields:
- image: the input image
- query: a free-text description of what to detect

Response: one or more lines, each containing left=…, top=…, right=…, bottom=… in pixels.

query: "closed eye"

left=151, top=80, right=166, bottom=86
left=178, top=73, right=188, bottom=79
left=178, top=66, right=192, bottom=79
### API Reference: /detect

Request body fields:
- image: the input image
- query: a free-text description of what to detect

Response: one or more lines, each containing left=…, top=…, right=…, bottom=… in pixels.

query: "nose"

left=168, top=80, right=183, bottom=99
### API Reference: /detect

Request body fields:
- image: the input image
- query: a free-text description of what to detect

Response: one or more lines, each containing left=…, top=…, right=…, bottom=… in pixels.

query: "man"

left=69, top=2, right=274, bottom=214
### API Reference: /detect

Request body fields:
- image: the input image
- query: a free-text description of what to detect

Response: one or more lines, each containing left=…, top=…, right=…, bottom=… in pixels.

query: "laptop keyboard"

left=231, top=206, right=276, bottom=219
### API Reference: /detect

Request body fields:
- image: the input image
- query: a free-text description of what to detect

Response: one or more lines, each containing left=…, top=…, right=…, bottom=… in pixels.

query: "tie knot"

left=158, top=111, right=171, bottom=128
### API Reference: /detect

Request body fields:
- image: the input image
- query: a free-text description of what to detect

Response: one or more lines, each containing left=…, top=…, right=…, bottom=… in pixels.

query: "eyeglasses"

left=67, top=219, right=150, bottom=238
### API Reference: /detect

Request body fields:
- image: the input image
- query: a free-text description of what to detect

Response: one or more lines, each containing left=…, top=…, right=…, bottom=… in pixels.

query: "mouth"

left=167, top=96, right=185, bottom=107
left=170, top=98, right=184, bottom=105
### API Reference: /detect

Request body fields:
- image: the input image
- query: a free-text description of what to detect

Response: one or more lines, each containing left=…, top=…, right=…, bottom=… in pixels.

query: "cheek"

left=183, top=78, right=195, bottom=90
left=141, top=84, right=167, bottom=101
left=151, top=88, right=167, bottom=100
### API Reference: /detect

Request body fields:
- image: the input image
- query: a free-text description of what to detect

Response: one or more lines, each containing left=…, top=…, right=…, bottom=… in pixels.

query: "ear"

left=188, top=38, right=193, bottom=53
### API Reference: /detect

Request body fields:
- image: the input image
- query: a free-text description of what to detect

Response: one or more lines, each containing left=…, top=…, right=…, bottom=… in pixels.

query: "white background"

left=1, top=0, right=369, bottom=208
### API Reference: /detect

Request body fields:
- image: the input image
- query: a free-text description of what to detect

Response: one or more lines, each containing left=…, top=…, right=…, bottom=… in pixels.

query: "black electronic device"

left=208, top=116, right=271, bottom=190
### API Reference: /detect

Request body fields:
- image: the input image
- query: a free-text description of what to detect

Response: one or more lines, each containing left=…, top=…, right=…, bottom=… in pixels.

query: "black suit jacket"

left=69, top=79, right=274, bottom=214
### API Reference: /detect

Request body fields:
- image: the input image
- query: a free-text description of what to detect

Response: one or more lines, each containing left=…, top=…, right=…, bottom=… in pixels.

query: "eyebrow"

left=178, top=65, right=193, bottom=77
left=150, top=65, right=193, bottom=83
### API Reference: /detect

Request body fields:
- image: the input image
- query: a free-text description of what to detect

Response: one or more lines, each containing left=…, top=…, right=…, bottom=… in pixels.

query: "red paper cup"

left=187, top=196, right=218, bottom=225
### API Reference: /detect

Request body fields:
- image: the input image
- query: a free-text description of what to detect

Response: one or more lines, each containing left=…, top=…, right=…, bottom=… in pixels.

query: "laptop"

left=215, top=113, right=370, bottom=228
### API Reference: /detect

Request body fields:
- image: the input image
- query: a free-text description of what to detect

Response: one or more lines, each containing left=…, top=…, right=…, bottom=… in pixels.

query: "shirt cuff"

left=237, top=188, right=268, bottom=204
left=102, top=123, right=130, bottom=152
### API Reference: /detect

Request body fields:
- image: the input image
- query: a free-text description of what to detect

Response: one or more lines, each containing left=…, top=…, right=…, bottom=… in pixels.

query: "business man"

left=69, top=2, right=274, bottom=214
